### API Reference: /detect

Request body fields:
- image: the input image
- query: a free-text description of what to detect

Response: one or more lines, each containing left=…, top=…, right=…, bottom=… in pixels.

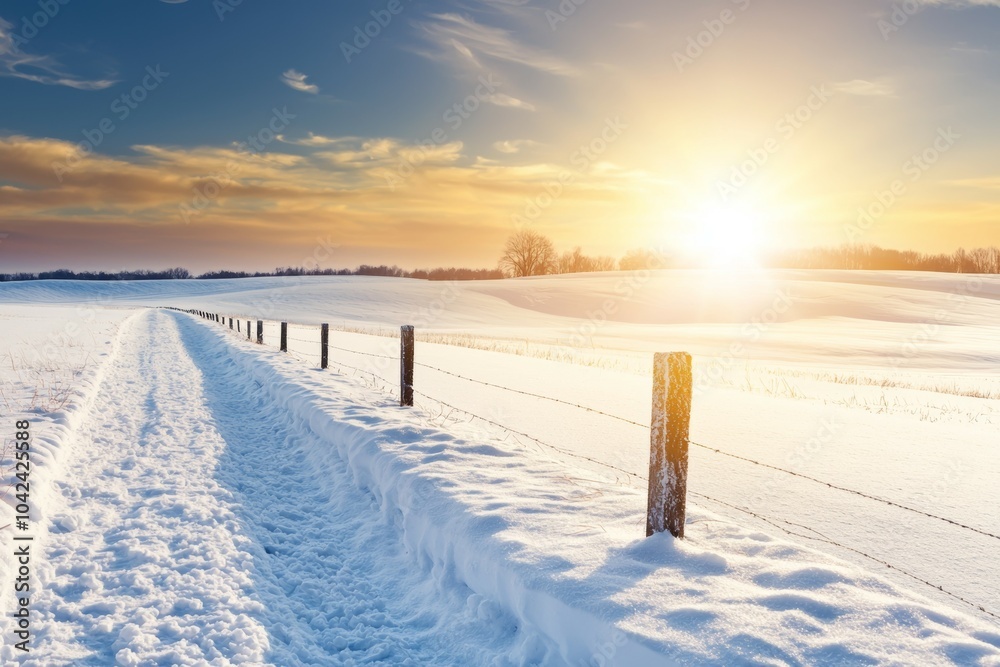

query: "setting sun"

left=680, top=204, right=766, bottom=268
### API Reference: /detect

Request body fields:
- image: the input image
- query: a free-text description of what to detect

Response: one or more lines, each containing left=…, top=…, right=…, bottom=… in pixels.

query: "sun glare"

left=680, top=204, right=765, bottom=268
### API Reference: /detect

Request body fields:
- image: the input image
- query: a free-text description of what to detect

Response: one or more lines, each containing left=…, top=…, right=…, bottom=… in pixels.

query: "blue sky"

left=0, top=0, right=998, bottom=272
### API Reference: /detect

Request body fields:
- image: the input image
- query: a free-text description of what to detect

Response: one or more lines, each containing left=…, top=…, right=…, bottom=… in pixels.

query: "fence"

left=178, top=307, right=999, bottom=621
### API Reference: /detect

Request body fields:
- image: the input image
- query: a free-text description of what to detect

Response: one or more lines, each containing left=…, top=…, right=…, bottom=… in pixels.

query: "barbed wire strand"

left=691, top=492, right=1000, bottom=621
left=410, top=387, right=641, bottom=484
left=412, top=360, right=1000, bottom=542
left=413, top=361, right=649, bottom=427
left=688, top=441, right=1000, bottom=542
left=327, top=344, right=397, bottom=361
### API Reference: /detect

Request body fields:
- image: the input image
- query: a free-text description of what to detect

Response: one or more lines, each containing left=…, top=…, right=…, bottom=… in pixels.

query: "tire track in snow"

left=19, top=310, right=520, bottom=666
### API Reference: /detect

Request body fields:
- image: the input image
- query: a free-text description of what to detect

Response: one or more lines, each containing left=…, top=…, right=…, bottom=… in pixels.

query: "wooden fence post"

left=400, top=325, right=414, bottom=407
left=247, top=321, right=251, bottom=340
left=256, top=320, right=263, bottom=345
left=229, top=317, right=233, bottom=330
left=280, top=322, right=288, bottom=352
left=320, top=323, right=329, bottom=369
left=237, top=320, right=241, bottom=333
left=646, top=352, right=693, bottom=539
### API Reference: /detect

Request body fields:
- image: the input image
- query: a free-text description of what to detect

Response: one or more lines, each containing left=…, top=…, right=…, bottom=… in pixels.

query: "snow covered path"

left=20, top=310, right=516, bottom=666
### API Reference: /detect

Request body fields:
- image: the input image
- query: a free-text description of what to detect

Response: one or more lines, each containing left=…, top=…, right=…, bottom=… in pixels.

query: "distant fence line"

left=175, top=307, right=999, bottom=621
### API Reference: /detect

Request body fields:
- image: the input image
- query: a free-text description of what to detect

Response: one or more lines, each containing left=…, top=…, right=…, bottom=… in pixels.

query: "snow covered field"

left=1, top=270, right=999, bottom=665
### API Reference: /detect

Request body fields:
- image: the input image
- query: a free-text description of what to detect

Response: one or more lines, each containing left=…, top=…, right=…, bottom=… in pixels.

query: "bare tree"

left=557, top=247, right=592, bottom=274
left=591, top=255, right=618, bottom=272
left=554, top=247, right=620, bottom=274
left=499, top=230, right=557, bottom=277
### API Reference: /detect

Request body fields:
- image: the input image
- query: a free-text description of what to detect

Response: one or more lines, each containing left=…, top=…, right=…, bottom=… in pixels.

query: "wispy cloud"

left=281, top=69, right=319, bottom=94
left=0, top=17, right=117, bottom=90
left=278, top=133, right=353, bottom=147
left=945, top=176, right=1000, bottom=189
left=493, top=139, right=539, bottom=154
left=829, top=79, right=896, bottom=97
left=487, top=93, right=536, bottom=111
left=416, top=13, right=579, bottom=77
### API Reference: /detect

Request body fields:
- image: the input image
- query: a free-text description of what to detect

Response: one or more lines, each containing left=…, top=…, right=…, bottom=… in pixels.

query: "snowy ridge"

left=189, top=312, right=673, bottom=666
left=0, top=310, right=139, bottom=617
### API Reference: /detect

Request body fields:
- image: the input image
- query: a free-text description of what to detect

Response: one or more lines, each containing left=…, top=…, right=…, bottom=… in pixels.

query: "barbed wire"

left=413, top=361, right=649, bottom=427
left=410, top=387, right=641, bottom=484
left=327, top=344, right=396, bottom=361
left=326, top=358, right=395, bottom=389
left=409, top=360, right=1000, bottom=543
left=688, top=441, right=1000, bottom=542
left=691, top=492, right=1000, bottom=621
left=287, top=336, right=319, bottom=345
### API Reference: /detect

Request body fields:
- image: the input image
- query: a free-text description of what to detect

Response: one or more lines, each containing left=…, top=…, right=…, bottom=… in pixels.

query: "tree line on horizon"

left=0, top=265, right=506, bottom=283
left=497, top=230, right=1000, bottom=276
left=2, top=236, right=998, bottom=282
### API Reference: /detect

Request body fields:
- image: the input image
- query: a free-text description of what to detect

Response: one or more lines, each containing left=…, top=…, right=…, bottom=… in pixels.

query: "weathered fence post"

left=256, top=320, right=263, bottom=345
left=247, top=321, right=251, bottom=340
left=229, top=317, right=233, bottom=330
left=320, top=323, right=329, bottom=369
left=237, top=320, right=241, bottom=333
left=646, top=352, right=693, bottom=539
left=400, top=325, right=414, bottom=407
left=280, top=322, right=288, bottom=352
